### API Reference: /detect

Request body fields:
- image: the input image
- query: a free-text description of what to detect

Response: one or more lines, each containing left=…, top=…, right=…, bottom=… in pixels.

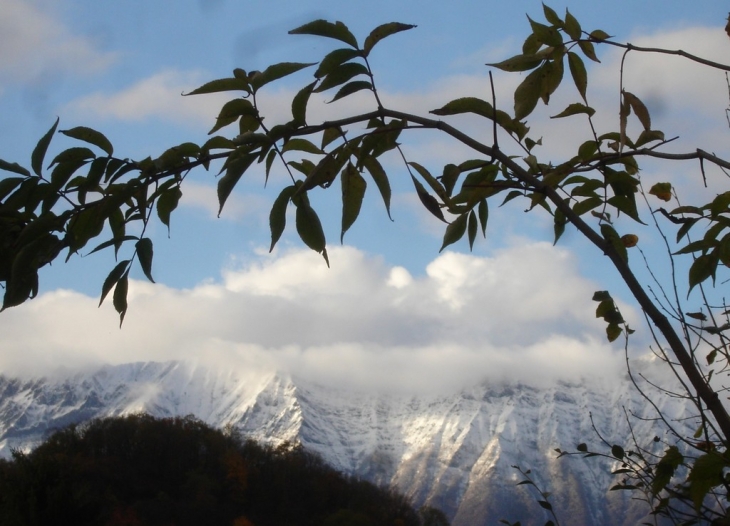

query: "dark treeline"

left=0, top=414, right=449, bottom=526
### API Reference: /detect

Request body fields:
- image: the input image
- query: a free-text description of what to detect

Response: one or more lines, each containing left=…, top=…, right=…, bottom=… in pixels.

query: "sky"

left=1, top=0, right=729, bottom=392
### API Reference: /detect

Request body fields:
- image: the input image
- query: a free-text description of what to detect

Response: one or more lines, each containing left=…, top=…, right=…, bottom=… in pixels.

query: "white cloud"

left=0, top=244, right=628, bottom=392
left=0, top=0, right=115, bottom=88
left=63, top=69, right=229, bottom=127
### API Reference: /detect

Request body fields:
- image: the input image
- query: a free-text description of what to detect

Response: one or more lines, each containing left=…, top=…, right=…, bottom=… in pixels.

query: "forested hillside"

left=0, top=414, right=444, bottom=526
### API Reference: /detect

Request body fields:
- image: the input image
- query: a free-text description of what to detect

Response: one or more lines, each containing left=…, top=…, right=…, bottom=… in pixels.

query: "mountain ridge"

left=0, top=360, right=689, bottom=525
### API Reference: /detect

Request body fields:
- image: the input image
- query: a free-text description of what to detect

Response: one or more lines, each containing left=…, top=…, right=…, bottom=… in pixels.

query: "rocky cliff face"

left=0, top=361, right=691, bottom=525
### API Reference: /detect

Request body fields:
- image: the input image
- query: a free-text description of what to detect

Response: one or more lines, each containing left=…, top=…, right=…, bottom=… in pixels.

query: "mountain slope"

left=0, top=361, right=691, bottom=525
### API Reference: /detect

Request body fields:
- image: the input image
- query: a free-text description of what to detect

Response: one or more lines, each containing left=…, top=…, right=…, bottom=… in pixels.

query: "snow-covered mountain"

left=0, top=361, right=694, bottom=525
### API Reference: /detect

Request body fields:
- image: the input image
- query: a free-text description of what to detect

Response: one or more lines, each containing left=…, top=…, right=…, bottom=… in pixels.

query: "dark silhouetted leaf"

left=292, top=81, right=316, bottom=126
left=315, top=48, right=361, bottom=78
left=411, top=175, right=446, bottom=222
left=135, top=238, right=154, bottom=283
left=250, top=62, right=316, bottom=92
left=289, top=20, right=358, bottom=49
left=295, top=201, right=329, bottom=266
left=689, top=254, right=718, bottom=292
left=217, top=153, right=257, bottom=216
left=269, top=185, right=297, bottom=252
left=467, top=210, right=478, bottom=250
left=184, top=77, right=250, bottom=96
left=113, top=271, right=129, bottom=326
left=440, top=213, right=468, bottom=252
left=362, top=156, right=392, bottom=220
left=32, top=117, right=59, bottom=176
left=329, top=80, right=372, bottom=103
left=157, top=187, right=182, bottom=232
left=315, top=62, right=369, bottom=93
left=341, top=163, right=367, bottom=242
left=363, top=22, right=417, bottom=55
left=60, top=126, right=114, bottom=156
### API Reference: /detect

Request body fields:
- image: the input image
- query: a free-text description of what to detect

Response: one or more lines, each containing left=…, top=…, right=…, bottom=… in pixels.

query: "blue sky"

left=1, top=0, right=729, bottom=390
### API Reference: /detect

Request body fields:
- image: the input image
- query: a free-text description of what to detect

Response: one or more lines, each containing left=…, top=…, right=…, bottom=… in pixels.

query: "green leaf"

left=113, top=271, right=129, bottom=326
left=183, top=77, right=250, bottom=96
left=634, top=129, right=665, bottom=148
left=611, top=445, right=625, bottom=460
left=282, top=138, right=323, bottom=155
left=60, top=126, right=114, bottom=156
left=578, top=140, right=598, bottom=161
left=363, top=22, right=417, bottom=56
left=329, top=80, right=372, bottom=103
left=622, top=91, right=651, bottom=130
left=488, top=54, right=542, bottom=73
left=269, top=185, right=297, bottom=252
left=551, top=102, right=594, bottom=119
left=528, top=15, right=563, bottom=47
left=537, top=500, right=553, bottom=511
left=576, top=443, right=588, bottom=452
left=440, top=213, right=468, bottom=252
left=362, top=156, right=392, bottom=221
left=542, top=3, right=562, bottom=26
left=652, top=446, right=683, bottom=496
left=589, top=29, right=610, bottom=41
left=295, top=200, right=329, bottom=266
left=430, top=97, right=494, bottom=119
left=341, top=163, right=367, bottom=242
left=601, top=223, right=628, bottom=263
left=250, top=62, right=316, bottom=92
left=135, top=238, right=154, bottom=283
left=567, top=52, right=588, bottom=101
left=32, top=117, right=59, bottom=177
left=217, top=153, right=257, bottom=216
left=648, top=182, right=672, bottom=202
left=564, top=10, right=582, bottom=40
left=688, top=452, right=727, bottom=511
left=578, top=40, right=600, bottom=62
left=514, top=66, right=544, bottom=120
left=292, top=81, right=316, bottom=126
left=289, top=20, right=359, bottom=49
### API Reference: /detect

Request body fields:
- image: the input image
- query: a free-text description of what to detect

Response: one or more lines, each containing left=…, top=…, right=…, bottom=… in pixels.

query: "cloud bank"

left=0, top=244, right=626, bottom=392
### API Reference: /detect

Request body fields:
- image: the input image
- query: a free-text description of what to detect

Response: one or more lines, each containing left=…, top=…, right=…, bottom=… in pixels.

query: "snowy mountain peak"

left=0, top=360, right=688, bottom=525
